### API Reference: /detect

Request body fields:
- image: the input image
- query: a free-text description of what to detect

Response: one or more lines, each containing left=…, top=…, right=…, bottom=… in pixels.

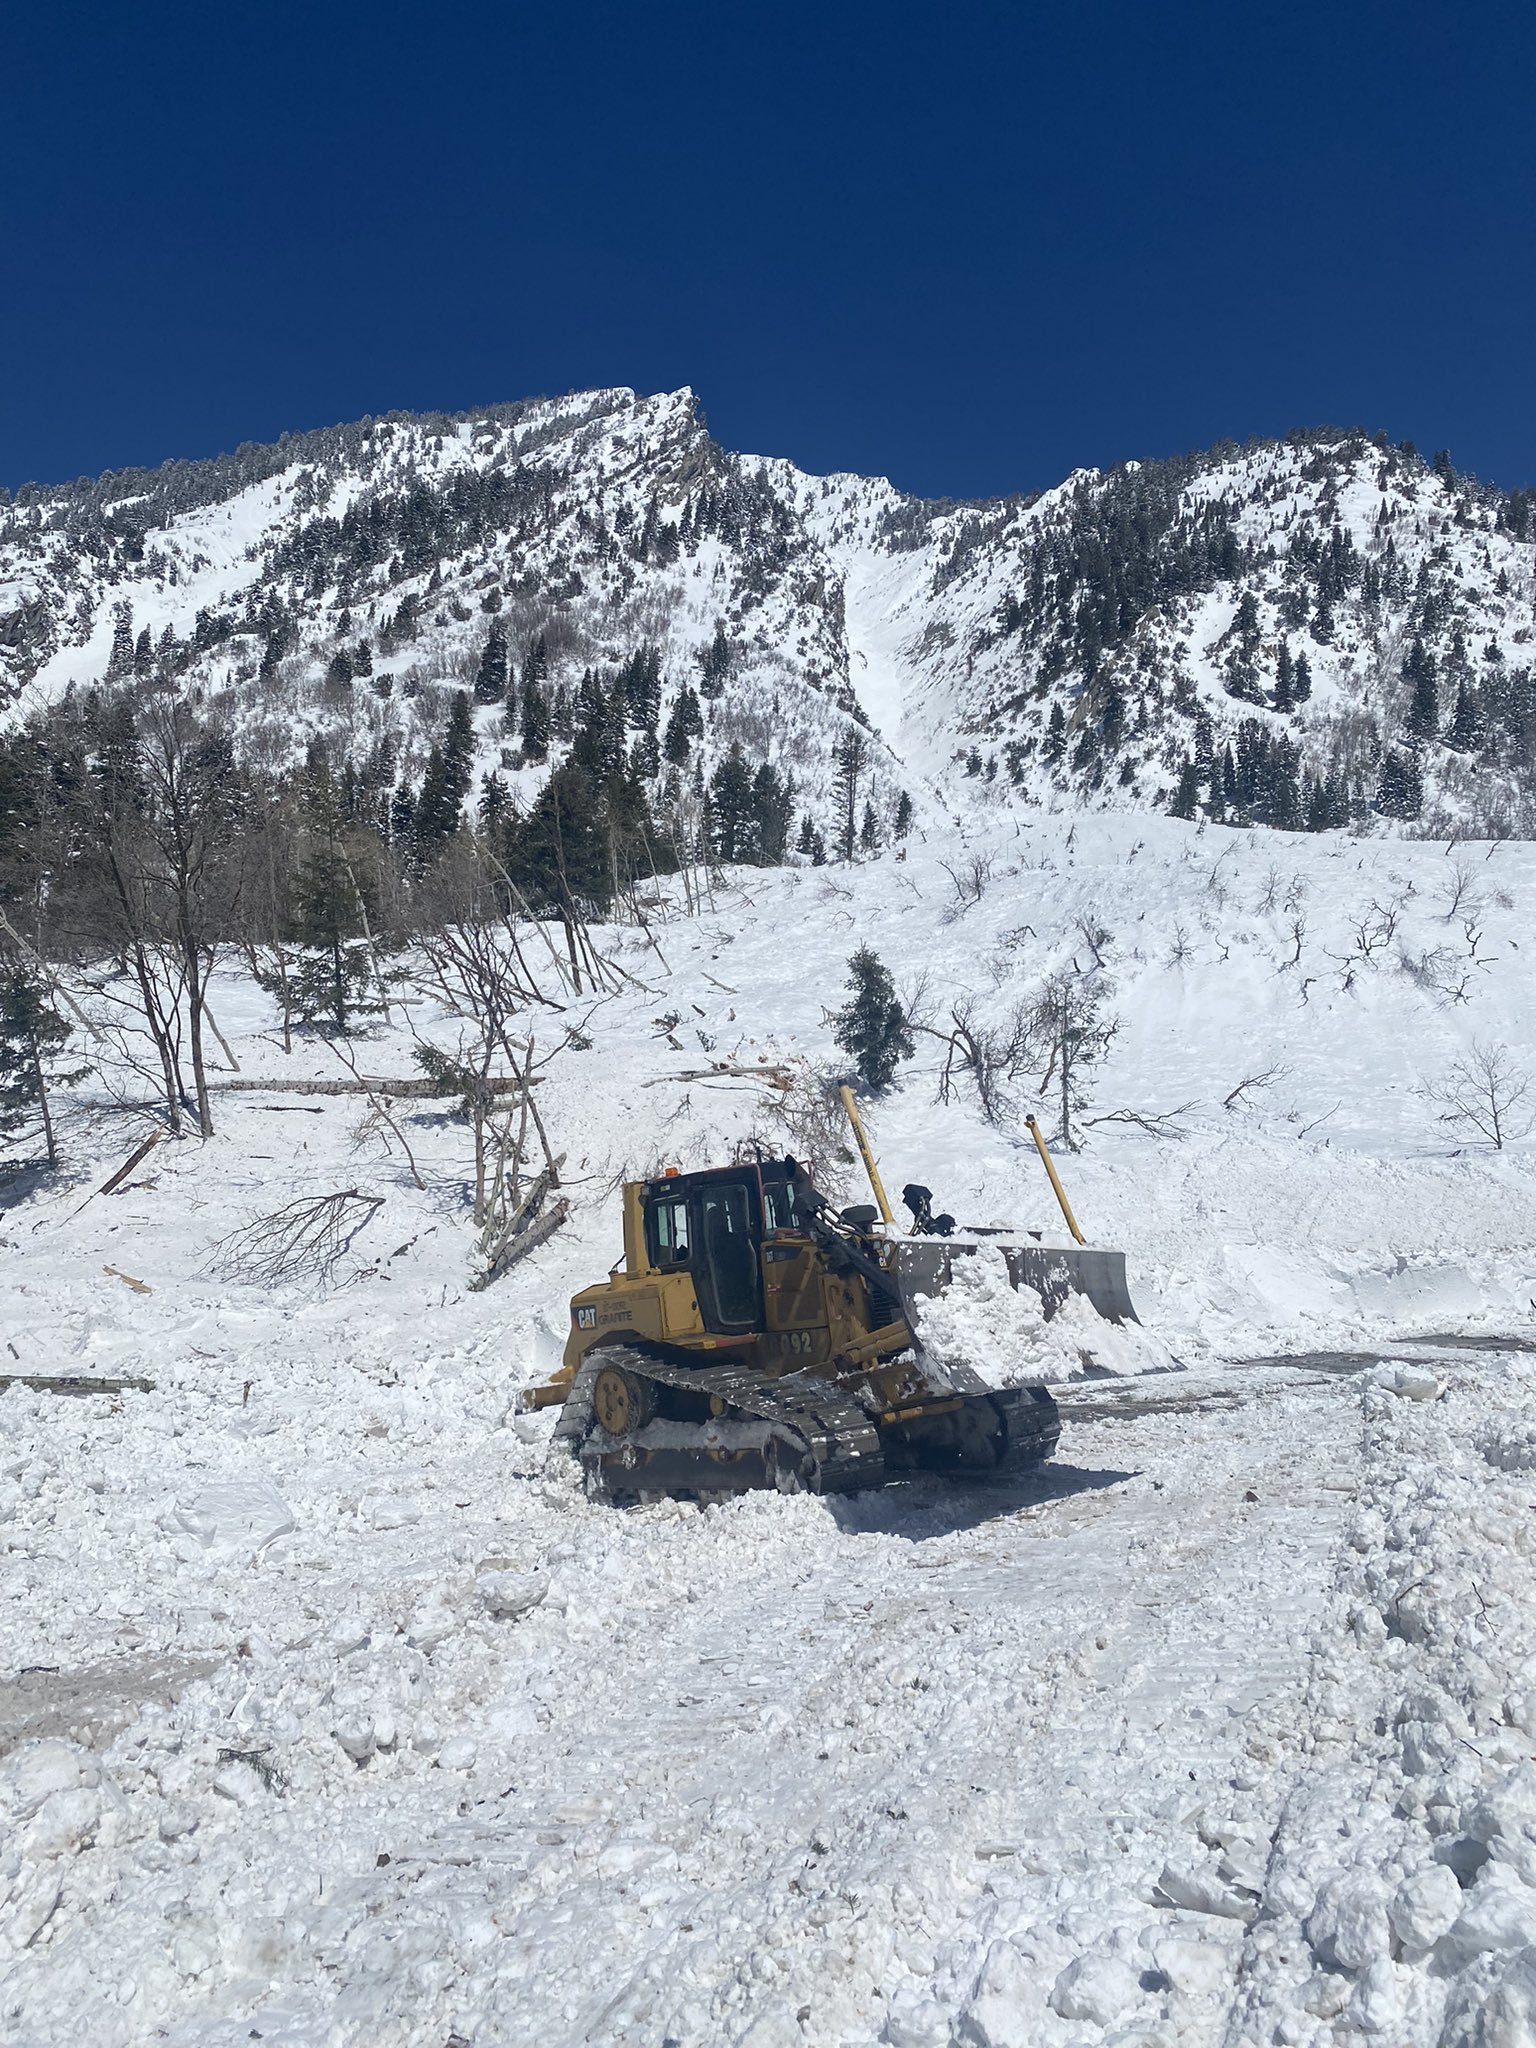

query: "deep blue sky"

left=2, top=1, right=1533, bottom=500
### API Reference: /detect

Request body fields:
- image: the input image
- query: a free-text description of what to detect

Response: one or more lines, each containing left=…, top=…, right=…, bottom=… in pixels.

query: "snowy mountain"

left=5, top=388, right=1536, bottom=841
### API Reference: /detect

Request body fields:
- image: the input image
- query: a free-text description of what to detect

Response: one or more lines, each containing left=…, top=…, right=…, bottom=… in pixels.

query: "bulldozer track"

left=577, top=1349, right=885, bottom=1502
left=571, top=1350, right=1060, bottom=1502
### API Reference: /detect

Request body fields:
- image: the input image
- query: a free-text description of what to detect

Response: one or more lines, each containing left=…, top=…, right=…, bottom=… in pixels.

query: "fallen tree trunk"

left=640, top=1063, right=793, bottom=1090
left=471, top=1154, right=569, bottom=1290
left=472, top=1198, right=570, bottom=1291
left=208, top=1075, right=540, bottom=1099
left=1, top=1373, right=155, bottom=1398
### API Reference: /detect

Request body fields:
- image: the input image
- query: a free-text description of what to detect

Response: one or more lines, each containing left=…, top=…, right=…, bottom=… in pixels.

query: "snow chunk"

left=1155, top=1858, right=1257, bottom=1921
left=1442, top=1946, right=1536, bottom=2048
left=476, top=1570, right=548, bottom=1621
left=909, top=1245, right=1171, bottom=1385
left=1049, top=1951, right=1141, bottom=2025
left=1349, top=1957, right=1402, bottom=2036
left=405, top=1598, right=458, bottom=1651
left=0, top=1741, right=101, bottom=1826
left=1388, top=1863, right=1463, bottom=1951
left=368, top=1494, right=421, bottom=1530
left=172, top=1475, right=295, bottom=1559
left=956, top=1939, right=1042, bottom=2048
left=1305, top=1869, right=1392, bottom=1970
left=212, top=1758, right=268, bottom=1805
left=1371, top=1363, right=1444, bottom=1402
left=1468, top=1766, right=1536, bottom=1887
left=1449, top=1866, right=1536, bottom=1958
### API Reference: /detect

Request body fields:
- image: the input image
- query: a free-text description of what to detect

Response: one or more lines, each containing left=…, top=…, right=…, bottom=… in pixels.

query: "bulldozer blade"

left=892, top=1239, right=1141, bottom=1327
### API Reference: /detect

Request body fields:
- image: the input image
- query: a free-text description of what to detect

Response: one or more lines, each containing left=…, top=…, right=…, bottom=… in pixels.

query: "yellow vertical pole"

left=839, top=1085, right=895, bottom=1225
left=1026, top=1115, right=1087, bottom=1244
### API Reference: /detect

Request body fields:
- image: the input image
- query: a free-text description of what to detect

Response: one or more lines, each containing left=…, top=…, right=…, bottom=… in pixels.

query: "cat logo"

left=574, top=1305, right=597, bottom=1329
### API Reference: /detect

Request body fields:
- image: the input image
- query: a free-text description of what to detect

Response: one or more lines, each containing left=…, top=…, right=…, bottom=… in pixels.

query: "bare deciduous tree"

left=1079, top=1101, right=1196, bottom=1141
left=1441, top=857, right=1481, bottom=923
left=1026, top=971, right=1119, bottom=1149
left=926, top=996, right=1035, bottom=1124
left=1423, top=1040, right=1535, bottom=1151
left=939, top=852, right=994, bottom=919
left=1223, top=1063, right=1291, bottom=1111
left=1074, top=912, right=1111, bottom=969
left=209, top=1189, right=385, bottom=1286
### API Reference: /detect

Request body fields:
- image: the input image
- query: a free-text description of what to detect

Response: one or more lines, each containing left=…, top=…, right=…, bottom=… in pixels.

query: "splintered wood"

left=471, top=1157, right=570, bottom=1291
left=102, top=1266, right=153, bottom=1295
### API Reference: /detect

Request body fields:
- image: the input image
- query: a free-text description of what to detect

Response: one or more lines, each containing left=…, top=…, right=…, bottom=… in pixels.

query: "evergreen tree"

left=1042, top=702, right=1066, bottom=763
left=1376, top=750, right=1423, bottom=820
left=1291, top=650, right=1312, bottom=703
left=389, top=782, right=415, bottom=843
left=442, top=690, right=475, bottom=806
left=1273, top=644, right=1295, bottom=714
left=414, top=692, right=475, bottom=847
left=619, top=645, right=662, bottom=730
left=474, top=625, right=508, bottom=705
left=0, top=963, right=87, bottom=1167
left=1446, top=681, right=1483, bottom=753
left=833, top=725, right=869, bottom=860
left=750, top=763, right=793, bottom=865
left=1170, top=761, right=1202, bottom=820
left=1220, top=743, right=1239, bottom=818
left=1193, top=705, right=1215, bottom=783
left=709, top=745, right=755, bottom=862
left=506, top=762, right=611, bottom=916
left=518, top=659, right=551, bottom=760
left=570, top=672, right=627, bottom=780
left=662, top=683, right=704, bottom=766
left=1307, top=775, right=1349, bottom=833
left=630, top=728, right=661, bottom=781
left=1267, top=739, right=1302, bottom=830
left=478, top=771, right=510, bottom=826
left=1100, top=679, right=1126, bottom=749
left=859, top=798, right=879, bottom=853
left=832, top=947, right=913, bottom=1093
left=699, top=622, right=731, bottom=701
left=282, top=744, right=385, bottom=1034
left=106, top=605, right=135, bottom=680
left=1403, top=639, right=1440, bottom=744
left=893, top=789, right=914, bottom=839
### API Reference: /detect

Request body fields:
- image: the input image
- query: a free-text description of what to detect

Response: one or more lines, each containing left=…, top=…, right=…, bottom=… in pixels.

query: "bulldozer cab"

left=641, top=1163, right=806, bottom=1336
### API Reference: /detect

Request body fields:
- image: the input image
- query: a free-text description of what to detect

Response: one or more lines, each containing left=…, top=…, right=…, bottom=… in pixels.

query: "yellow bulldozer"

left=523, top=1102, right=1137, bottom=1505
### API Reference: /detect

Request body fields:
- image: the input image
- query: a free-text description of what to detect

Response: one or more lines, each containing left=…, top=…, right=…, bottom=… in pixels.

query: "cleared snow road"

left=28, top=1364, right=1360, bottom=2048
left=15, top=1343, right=1536, bottom=2048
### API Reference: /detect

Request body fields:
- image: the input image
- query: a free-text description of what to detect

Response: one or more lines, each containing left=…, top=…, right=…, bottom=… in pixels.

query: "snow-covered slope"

left=7, top=812, right=1536, bottom=2044
left=5, top=393, right=1536, bottom=839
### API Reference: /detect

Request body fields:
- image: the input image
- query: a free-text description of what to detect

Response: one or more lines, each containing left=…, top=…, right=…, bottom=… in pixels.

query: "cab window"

left=761, top=1175, right=801, bottom=1233
left=648, top=1195, right=690, bottom=1266
left=695, top=1181, right=760, bottom=1328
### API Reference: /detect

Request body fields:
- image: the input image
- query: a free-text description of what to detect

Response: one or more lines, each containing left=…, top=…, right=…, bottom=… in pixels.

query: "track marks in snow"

left=273, top=1381, right=1363, bottom=2047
